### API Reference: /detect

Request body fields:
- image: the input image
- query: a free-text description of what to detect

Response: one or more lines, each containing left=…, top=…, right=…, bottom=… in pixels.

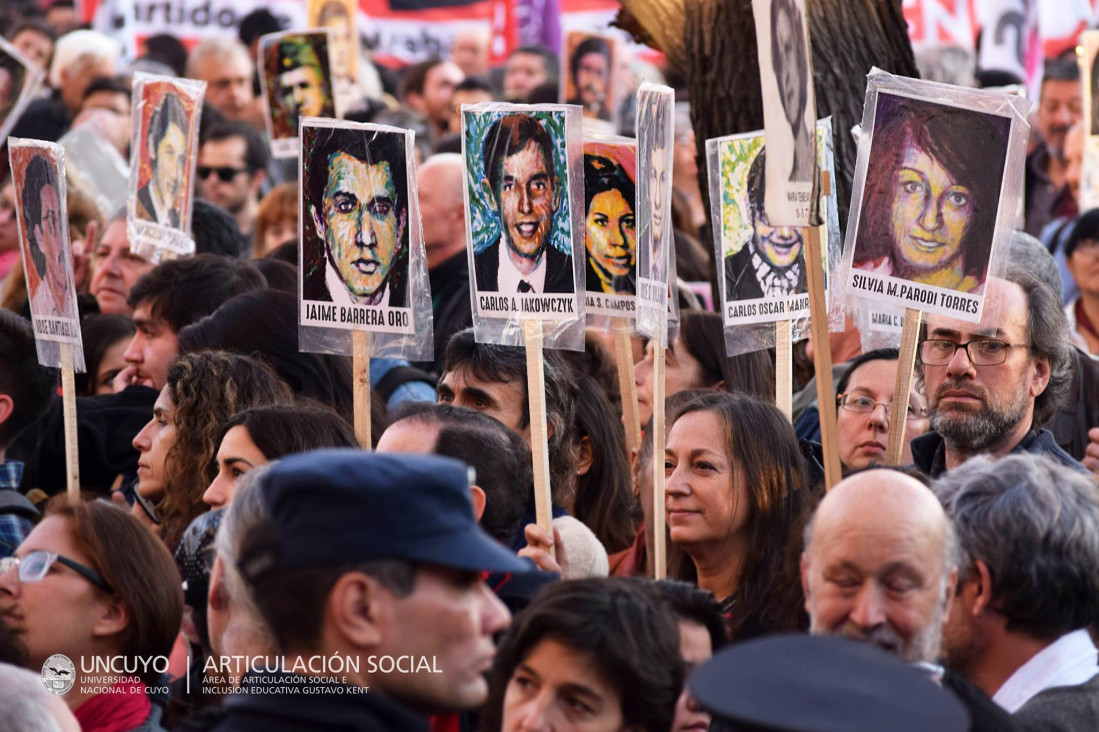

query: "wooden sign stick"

left=523, top=320, right=554, bottom=533
left=803, top=225, right=842, bottom=490
left=60, top=342, right=79, bottom=498
left=651, top=339, right=667, bottom=579
left=613, top=318, right=642, bottom=454
left=775, top=319, right=793, bottom=421
left=886, top=307, right=922, bottom=465
left=352, top=331, right=371, bottom=448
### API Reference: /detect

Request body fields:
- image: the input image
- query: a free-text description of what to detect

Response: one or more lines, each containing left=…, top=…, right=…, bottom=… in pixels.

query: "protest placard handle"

left=652, top=339, right=667, bottom=579
left=804, top=226, right=842, bottom=489
left=776, top=319, right=793, bottom=421
left=887, top=308, right=922, bottom=465
left=523, top=320, right=553, bottom=533
left=614, top=319, right=641, bottom=454
left=60, top=342, right=79, bottom=498
left=353, top=331, right=371, bottom=448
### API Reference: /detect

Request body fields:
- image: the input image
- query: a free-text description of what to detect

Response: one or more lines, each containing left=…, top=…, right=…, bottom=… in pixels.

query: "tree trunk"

left=618, top=0, right=919, bottom=235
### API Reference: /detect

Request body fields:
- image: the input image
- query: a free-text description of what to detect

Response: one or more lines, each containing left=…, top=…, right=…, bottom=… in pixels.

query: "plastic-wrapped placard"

left=9, top=139, right=85, bottom=372
left=297, top=117, right=432, bottom=361
left=461, top=103, right=586, bottom=351
left=561, top=31, right=620, bottom=130
left=259, top=30, right=340, bottom=159
left=127, top=73, right=205, bottom=263
left=1082, top=31, right=1099, bottom=211
left=60, top=125, right=128, bottom=222
left=635, top=82, right=676, bottom=349
left=753, top=0, right=818, bottom=226
left=0, top=37, right=45, bottom=149
left=839, top=69, right=1032, bottom=323
left=583, top=135, right=637, bottom=329
left=307, top=0, right=362, bottom=114
left=707, top=118, right=842, bottom=357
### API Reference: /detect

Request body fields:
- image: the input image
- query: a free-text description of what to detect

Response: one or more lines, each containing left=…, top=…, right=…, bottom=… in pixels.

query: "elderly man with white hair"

left=11, top=29, right=120, bottom=142
left=801, top=468, right=1023, bottom=732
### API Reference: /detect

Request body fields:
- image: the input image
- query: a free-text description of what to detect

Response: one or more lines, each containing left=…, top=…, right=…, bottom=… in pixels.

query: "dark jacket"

left=723, top=244, right=807, bottom=302
left=1047, top=347, right=1099, bottom=463
left=10, top=385, right=157, bottom=495
left=910, top=428, right=1087, bottom=479
left=1014, top=673, right=1099, bottom=731
left=194, top=672, right=429, bottom=732
left=412, top=251, right=472, bottom=377
left=473, top=238, right=574, bottom=294
left=943, top=669, right=1024, bottom=732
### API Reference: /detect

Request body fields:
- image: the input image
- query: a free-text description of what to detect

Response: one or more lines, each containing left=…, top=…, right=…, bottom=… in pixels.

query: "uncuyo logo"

left=42, top=654, right=75, bottom=695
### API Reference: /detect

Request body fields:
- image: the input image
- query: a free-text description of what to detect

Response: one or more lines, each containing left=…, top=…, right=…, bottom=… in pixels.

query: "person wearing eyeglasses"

left=196, top=122, right=269, bottom=249
left=911, top=269, right=1084, bottom=478
left=835, top=348, right=930, bottom=471
left=0, top=496, right=182, bottom=729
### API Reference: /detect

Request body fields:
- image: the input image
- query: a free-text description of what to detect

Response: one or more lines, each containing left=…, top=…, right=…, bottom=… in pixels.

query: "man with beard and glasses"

left=911, top=267, right=1083, bottom=478
left=801, top=469, right=1023, bottom=732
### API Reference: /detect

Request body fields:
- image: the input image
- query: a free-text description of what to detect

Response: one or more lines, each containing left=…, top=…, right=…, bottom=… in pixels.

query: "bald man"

left=415, top=153, right=473, bottom=376
left=802, top=469, right=1023, bottom=732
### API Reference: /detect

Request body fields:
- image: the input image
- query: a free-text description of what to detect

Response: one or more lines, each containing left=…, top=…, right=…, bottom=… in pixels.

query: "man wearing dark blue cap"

left=208, top=450, right=525, bottom=731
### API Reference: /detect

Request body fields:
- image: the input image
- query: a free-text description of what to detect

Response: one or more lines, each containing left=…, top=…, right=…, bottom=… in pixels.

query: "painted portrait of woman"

left=852, top=93, right=1010, bottom=294
left=584, top=151, right=636, bottom=295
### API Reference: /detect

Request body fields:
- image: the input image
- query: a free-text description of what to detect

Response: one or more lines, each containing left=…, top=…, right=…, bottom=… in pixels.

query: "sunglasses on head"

left=197, top=166, right=249, bottom=182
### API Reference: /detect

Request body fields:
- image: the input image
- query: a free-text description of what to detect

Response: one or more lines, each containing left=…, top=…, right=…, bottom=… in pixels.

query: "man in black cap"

left=209, top=450, right=524, bottom=731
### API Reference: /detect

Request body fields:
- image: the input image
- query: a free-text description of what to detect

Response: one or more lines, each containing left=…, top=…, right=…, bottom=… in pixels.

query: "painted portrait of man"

left=771, top=0, right=813, bottom=184
left=312, top=0, right=357, bottom=81
left=473, top=113, right=574, bottom=295
left=304, top=125, right=408, bottom=307
left=637, top=90, right=672, bottom=286
left=852, top=93, right=1009, bottom=294
left=135, top=91, right=189, bottom=229
left=264, top=33, right=335, bottom=140
left=21, top=153, right=71, bottom=318
left=724, top=145, right=807, bottom=301
left=565, top=34, right=612, bottom=122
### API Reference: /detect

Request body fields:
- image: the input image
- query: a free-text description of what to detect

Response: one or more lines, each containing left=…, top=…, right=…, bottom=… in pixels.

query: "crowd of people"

left=0, top=2, right=1098, bottom=731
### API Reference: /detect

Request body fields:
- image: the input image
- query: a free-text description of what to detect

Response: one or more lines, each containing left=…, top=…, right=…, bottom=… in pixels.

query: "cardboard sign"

left=127, top=74, right=205, bottom=261
left=10, top=139, right=85, bottom=371
left=260, top=30, right=340, bottom=159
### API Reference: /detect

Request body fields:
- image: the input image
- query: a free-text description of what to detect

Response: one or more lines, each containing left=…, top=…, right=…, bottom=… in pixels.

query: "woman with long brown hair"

left=664, top=391, right=814, bottom=639
left=131, top=351, right=293, bottom=547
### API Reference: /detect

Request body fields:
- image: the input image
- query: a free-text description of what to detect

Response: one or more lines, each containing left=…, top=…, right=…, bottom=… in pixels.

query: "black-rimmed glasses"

left=0, top=550, right=114, bottom=593
left=918, top=338, right=1029, bottom=366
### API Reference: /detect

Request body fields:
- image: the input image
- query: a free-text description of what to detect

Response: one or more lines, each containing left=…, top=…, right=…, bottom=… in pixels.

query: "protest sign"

left=754, top=0, right=818, bottom=227
left=0, top=37, right=45, bottom=149
left=298, top=118, right=434, bottom=442
left=260, top=30, right=339, bottom=159
left=11, top=139, right=84, bottom=495
left=127, top=73, right=205, bottom=262
left=842, top=69, right=1031, bottom=462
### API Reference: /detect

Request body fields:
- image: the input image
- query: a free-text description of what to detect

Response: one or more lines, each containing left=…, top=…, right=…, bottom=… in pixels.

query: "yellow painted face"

left=889, top=143, right=974, bottom=276
left=586, top=188, right=635, bottom=281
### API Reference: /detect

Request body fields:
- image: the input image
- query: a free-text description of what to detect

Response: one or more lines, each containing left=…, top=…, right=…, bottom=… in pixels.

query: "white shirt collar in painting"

left=992, top=628, right=1099, bottom=712
left=325, top=256, right=389, bottom=307
left=496, top=236, right=547, bottom=295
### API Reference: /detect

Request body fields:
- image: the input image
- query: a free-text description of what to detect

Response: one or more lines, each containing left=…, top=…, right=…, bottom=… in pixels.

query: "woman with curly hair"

left=131, top=351, right=293, bottom=547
